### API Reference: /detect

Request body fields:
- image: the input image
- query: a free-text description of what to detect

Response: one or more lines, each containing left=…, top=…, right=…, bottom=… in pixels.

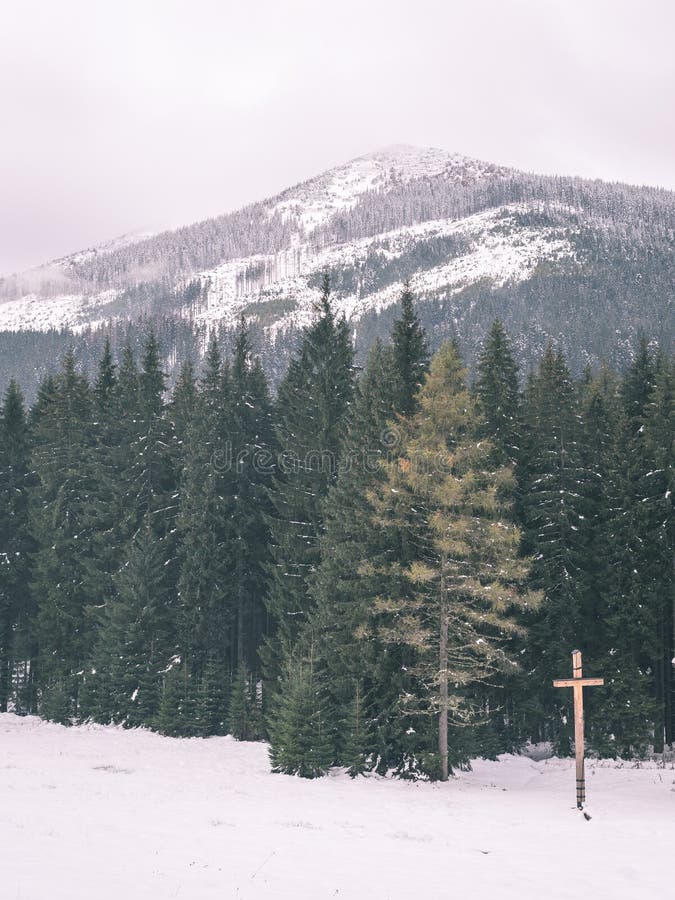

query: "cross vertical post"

left=553, top=650, right=604, bottom=809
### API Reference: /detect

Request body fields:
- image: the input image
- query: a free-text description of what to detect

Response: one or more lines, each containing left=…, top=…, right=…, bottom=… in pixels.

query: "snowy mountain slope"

left=0, top=713, right=672, bottom=900
left=0, top=144, right=509, bottom=307
left=267, top=144, right=510, bottom=233
left=0, top=203, right=573, bottom=336
left=194, top=203, right=576, bottom=339
left=0, top=143, right=673, bottom=398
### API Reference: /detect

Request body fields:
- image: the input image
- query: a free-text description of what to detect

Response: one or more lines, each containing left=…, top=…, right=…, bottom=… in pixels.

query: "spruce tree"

left=367, top=342, right=538, bottom=779
left=265, top=275, right=354, bottom=673
left=303, top=341, right=401, bottom=769
left=175, top=337, right=233, bottom=681
left=268, top=656, right=334, bottom=777
left=30, top=350, right=94, bottom=718
left=475, top=320, right=521, bottom=465
left=517, top=343, right=587, bottom=752
left=228, top=662, right=263, bottom=741
left=391, top=282, right=429, bottom=416
left=195, top=655, right=229, bottom=736
left=227, top=323, right=276, bottom=674
left=601, top=344, right=673, bottom=754
left=86, top=525, right=169, bottom=726
left=0, top=380, right=33, bottom=712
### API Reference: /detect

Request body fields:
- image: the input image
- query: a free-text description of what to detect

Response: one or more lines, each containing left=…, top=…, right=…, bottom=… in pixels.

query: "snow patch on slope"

left=0, top=203, right=574, bottom=335
left=195, top=203, right=575, bottom=338
left=269, top=144, right=508, bottom=234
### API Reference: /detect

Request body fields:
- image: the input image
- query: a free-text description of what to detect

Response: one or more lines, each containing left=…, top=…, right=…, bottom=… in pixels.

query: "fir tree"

left=517, top=343, right=587, bottom=752
left=0, top=380, right=33, bottom=712
left=475, top=319, right=521, bottom=465
left=30, top=350, right=94, bottom=717
left=265, top=275, right=354, bottom=673
left=228, top=662, right=262, bottom=741
left=391, top=282, right=429, bottom=416
left=195, top=656, right=229, bottom=736
left=368, top=342, right=538, bottom=779
left=268, top=655, right=334, bottom=777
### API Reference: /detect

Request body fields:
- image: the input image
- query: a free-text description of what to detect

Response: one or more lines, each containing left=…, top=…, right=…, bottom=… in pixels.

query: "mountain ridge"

left=0, top=144, right=673, bottom=400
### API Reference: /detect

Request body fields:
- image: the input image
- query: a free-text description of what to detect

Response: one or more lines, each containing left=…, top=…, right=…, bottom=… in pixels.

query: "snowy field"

left=1, top=714, right=672, bottom=900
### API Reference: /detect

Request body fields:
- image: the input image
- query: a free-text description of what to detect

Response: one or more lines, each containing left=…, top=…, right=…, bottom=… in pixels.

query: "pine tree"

left=475, top=320, right=521, bottom=465
left=517, top=343, right=587, bottom=752
left=30, top=350, right=94, bottom=718
left=228, top=662, right=262, bottom=741
left=86, top=525, right=169, bottom=726
left=391, top=282, right=430, bottom=416
left=265, top=275, right=354, bottom=673
left=368, top=342, right=538, bottom=779
left=268, top=655, right=334, bottom=777
left=0, top=380, right=33, bottom=712
left=195, top=656, right=229, bottom=736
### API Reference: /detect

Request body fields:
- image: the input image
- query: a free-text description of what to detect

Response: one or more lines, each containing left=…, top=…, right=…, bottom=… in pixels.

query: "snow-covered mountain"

left=1, top=144, right=673, bottom=397
left=0, top=145, right=512, bottom=330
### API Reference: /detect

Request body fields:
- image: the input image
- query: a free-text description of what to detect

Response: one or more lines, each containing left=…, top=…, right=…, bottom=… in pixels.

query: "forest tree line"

left=0, top=279, right=672, bottom=778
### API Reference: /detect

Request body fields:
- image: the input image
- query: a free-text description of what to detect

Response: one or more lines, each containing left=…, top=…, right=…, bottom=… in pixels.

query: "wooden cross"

left=553, top=650, right=604, bottom=809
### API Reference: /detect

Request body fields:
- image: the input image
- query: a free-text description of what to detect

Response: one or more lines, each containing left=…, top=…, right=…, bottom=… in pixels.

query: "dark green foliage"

left=391, top=282, right=429, bottom=416
left=0, top=309, right=671, bottom=772
left=268, top=658, right=334, bottom=777
left=83, top=524, right=170, bottom=726
left=265, top=276, right=354, bottom=669
left=157, top=664, right=198, bottom=737
left=342, top=682, right=370, bottom=777
left=475, top=319, right=521, bottom=464
left=228, top=663, right=263, bottom=741
left=195, top=656, right=229, bottom=736
left=31, top=350, right=94, bottom=717
left=0, top=380, right=34, bottom=712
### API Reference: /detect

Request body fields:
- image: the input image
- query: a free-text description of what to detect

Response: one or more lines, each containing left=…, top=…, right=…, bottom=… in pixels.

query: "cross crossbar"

left=553, top=678, right=604, bottom=688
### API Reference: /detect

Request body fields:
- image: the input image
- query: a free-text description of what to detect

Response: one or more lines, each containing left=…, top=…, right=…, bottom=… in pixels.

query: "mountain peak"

left=270, top=144, right=508, bottom=234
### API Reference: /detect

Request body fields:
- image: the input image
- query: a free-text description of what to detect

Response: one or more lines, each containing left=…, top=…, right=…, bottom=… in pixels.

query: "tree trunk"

left=0, top=619, right=13, bottom=712
left=439, top=557, right=449, bottom=782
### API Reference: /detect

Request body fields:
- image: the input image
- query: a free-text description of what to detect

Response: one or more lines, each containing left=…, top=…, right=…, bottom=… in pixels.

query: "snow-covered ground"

left=0, top=714, right=671, bottom=900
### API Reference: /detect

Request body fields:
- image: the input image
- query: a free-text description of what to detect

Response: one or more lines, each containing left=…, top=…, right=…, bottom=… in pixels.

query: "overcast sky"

left=1, top=0, right=673, bottom=275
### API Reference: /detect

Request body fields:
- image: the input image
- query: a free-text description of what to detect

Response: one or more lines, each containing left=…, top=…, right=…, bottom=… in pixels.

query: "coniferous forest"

left=0, top=280, right=672, bottom=779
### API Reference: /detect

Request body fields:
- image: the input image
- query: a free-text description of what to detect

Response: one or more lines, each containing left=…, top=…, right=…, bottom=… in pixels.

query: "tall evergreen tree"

left=517, top=343, right=587, bottom=751
left=0, top=380, right=33, bottom=712
left=367, top=342, right=538, bottom=779
left=475, top=320, right=521, bottom=465
left=302, top=341, right=403, bottom=768
left=268, top=654, right=334, bottom=777
left=227, top=323, right=277, bottom=674
left=265, top=276, right=354, bottom=673
left=86, top=524, right=171, bottom=726
left=30, top=350, right=94, bottom=719
left=601, top=344, right=674, bottom=754
left=391, top=282, right=430, bottom=417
